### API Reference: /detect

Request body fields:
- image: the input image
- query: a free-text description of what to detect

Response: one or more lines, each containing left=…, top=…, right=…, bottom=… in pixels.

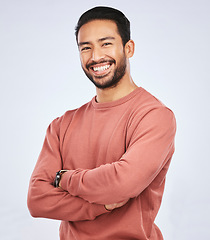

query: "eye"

left=80, top=46, right=91, bottom=52
left=102, top=42, right=112, bottom=47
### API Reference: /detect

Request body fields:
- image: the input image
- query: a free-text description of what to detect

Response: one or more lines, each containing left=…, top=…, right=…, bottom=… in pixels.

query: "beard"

left=82, top=55, right=127, bottom=90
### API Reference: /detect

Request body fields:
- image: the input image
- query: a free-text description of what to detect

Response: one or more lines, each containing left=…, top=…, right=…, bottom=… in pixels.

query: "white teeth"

left=93, top=65, right=110, bottom=72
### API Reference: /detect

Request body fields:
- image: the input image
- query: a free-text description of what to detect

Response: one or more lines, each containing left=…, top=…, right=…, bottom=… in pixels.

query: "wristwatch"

left=53, top=170, right=67, bottom=188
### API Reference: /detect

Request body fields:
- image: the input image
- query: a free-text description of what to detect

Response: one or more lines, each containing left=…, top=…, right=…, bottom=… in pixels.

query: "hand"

left=105, top=199, right=129, bottom=211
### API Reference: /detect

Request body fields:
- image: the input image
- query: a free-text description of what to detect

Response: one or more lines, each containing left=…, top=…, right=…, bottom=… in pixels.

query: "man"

left=27, top=6, right=176, bottom=240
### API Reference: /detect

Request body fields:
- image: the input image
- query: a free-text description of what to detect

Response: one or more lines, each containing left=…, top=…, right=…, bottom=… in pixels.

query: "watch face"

left=54, top=172, right=60, bottom=187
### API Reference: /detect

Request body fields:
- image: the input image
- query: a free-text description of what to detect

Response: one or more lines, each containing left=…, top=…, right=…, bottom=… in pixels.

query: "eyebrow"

left=78, top=41, right=90, bottom=47
left=98, top=37, right=115, bottom=42
left=78, top=37, right=115, bottom=47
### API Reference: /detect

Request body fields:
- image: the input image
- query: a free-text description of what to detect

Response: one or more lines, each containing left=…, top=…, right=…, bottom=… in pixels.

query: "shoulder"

left=49, top=100, right=92, bottom=133
left=134, top=88, right=166, bottom=109
left=129, top=88, right=176, bottom=131
left=133, top=87, right=174, bottom=115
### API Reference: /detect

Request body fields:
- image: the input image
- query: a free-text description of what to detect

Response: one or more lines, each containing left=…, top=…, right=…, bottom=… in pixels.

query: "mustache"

left=86, top=59, right=115, bottom=69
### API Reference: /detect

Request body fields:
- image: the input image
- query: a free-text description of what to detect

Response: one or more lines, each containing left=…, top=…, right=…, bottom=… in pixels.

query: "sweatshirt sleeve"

left=27, top=116, right=108, bottom=222
left=61, top=107, right=176, bottom=205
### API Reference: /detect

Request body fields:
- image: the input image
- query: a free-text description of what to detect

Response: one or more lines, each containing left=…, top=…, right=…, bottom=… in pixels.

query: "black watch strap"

left=53, top=170, right=67, bottom=188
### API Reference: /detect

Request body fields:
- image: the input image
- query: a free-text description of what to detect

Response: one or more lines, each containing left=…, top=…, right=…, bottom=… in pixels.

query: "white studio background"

left=0, top=0, right=209, bottom=239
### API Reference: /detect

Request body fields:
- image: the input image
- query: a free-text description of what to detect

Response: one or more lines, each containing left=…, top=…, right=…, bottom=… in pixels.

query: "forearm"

left=27, top=176, right=108, bottom=221
left=61, top=151, right=172, bottom=205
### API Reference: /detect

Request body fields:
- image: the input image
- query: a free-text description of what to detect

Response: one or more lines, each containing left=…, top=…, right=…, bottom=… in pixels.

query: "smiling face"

left=77, top=20, right=129, bottom=89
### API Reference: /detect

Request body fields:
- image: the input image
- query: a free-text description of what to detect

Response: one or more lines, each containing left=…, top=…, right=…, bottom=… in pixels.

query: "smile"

left=92, top=64, right=111, bottom=72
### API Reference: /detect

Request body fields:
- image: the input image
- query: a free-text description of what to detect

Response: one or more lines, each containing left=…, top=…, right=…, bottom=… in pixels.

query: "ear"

left=125, top=40, right=135, bottom=58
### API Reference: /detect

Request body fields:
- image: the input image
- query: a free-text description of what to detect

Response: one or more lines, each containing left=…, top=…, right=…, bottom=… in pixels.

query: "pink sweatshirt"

left=28, top=87, right=176, bottom=239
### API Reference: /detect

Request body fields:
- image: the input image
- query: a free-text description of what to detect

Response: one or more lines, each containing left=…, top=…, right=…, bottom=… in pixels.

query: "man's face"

left=77, top=20, right=127, bottom=89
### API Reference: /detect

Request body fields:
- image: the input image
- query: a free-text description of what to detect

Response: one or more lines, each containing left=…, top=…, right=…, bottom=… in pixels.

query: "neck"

left=95, top=74, right=138, bottom=103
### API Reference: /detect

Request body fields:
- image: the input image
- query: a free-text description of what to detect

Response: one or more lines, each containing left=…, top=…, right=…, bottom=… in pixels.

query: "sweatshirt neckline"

left=91, top=87, right=143, bottom=109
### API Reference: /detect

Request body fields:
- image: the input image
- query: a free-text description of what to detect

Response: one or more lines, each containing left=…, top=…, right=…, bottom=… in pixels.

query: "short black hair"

left=75, top=6, right=131, bottom=46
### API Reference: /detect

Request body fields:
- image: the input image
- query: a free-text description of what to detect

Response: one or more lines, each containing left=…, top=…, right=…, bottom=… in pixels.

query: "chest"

left=61, top=108, right=132, bottom=169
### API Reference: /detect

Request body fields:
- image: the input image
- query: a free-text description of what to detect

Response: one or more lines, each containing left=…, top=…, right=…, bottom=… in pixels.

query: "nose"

left=91, top=46, right=104, bottom=62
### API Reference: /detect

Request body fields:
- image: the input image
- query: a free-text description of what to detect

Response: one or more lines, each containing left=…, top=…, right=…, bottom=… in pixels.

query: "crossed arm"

left=59, top=107, right=176, bottom=205
left=27, top=107, right=176, bottom=221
